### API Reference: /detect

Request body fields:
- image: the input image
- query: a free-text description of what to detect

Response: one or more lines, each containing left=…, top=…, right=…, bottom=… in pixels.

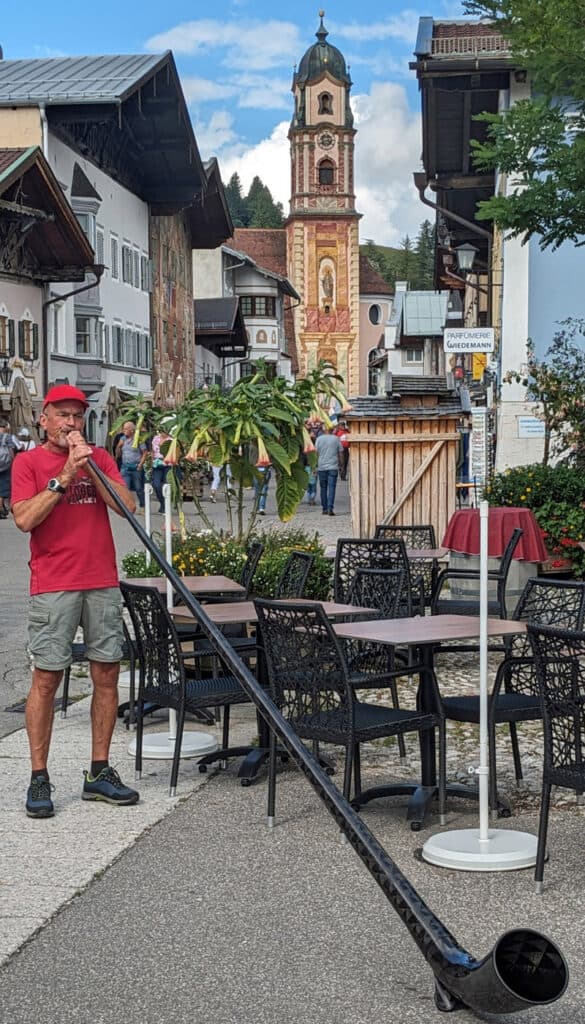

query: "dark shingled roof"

left=0, top=148, right=25, bottom=176
left=347, top=377, right=463, bottom=420
left=359, top=254, right=393, bottom=296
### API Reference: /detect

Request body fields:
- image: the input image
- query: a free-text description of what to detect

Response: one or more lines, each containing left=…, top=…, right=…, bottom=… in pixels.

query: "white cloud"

left=352, top=83, right=424, bottom=245
left=332, top=11, right=421, bottom=44
left=145, top=19, right=301, bottom=72
left=181, top=77, right=239, bottom=104
left=193, top=110, right=240, bottom=155
left=213, top=120, right=290, bottom=204
left=199, top=81, right=424, bottom=247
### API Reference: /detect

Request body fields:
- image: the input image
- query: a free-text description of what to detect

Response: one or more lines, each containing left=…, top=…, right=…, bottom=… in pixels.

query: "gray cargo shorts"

left=28, top=588, right=124, bottom=671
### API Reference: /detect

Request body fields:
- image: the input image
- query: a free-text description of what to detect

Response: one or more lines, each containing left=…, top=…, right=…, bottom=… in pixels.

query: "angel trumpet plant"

left=255, top=435, right=271, bottom=467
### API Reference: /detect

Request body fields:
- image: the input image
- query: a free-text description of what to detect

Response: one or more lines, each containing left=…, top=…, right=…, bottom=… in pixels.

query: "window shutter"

left=32, top=323, right=39, bottom=360
left=18, top=320, right=25, bottom=357
left=103, top=324, right=109, bottom=362
left=8, top=319, right=15, bottom=356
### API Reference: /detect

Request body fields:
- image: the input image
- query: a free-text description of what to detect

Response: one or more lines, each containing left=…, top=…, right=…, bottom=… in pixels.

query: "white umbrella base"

left=422, top=828, right=538, bottom=871
left=128, top=732, right=219, bottom=760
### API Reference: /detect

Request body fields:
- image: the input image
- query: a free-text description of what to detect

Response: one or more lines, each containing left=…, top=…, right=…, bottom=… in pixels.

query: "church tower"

left=286, top=11, right=361, bottom=394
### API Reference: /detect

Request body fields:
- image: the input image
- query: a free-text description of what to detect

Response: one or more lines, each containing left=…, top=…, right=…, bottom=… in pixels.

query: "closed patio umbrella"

left=174, top=374, right=186, bottom=406
left=153, top=378, right=167, bottom=408
left=10, top=375, right=36, bottom=438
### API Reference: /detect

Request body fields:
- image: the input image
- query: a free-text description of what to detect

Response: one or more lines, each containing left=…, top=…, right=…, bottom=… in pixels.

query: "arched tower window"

left=318, top=91, right=333, bottom=115
left=318, top=159, right=335, bottom=185
left=368, top=349, right=381, bottom=396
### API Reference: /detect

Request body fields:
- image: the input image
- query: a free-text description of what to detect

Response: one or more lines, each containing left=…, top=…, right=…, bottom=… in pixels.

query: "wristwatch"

left=47, top=478, right=66, bottom=495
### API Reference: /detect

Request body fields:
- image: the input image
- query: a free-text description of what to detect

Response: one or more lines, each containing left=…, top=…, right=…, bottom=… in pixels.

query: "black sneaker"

left=26, top=775, right=54, bottom=818
left=82, top=766, right=139, bottom=806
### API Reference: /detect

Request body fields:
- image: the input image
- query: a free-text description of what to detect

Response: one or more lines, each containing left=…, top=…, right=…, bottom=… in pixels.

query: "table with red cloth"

left=442, top=507, right=548, bottom=562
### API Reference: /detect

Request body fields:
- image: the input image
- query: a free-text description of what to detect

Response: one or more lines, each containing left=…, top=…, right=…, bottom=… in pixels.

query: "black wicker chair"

left=60, top=620, right=137, bottom=722
left=441, top=578, right=585, bottom=814
left=431, top=527, right=523, bottom=620
left=375, top=523, right=439, bottom=606
left=174, top=541, right=265, bottom=658
left=274, top=550, right=314, bottom=599
left=120, top=581, right=250, bottom=794
left=527, top=622, right=585, bottom=892
left=255, top=598, right=446, bottom=828
left=333, top=538, right=424, bottom=615
left=346, top=567, right=409, bottom=759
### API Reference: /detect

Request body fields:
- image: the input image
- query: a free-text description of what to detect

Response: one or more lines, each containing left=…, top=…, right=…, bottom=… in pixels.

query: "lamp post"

left=0, top=358, right=12, bottom=389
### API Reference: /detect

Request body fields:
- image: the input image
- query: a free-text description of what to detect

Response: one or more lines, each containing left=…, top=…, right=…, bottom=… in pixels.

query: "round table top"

left=442, top=507, right=548, bottom=562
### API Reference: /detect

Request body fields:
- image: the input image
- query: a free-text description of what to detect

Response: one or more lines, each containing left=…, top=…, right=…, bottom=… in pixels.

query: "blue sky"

left=3, top=1, right=467, bottom=244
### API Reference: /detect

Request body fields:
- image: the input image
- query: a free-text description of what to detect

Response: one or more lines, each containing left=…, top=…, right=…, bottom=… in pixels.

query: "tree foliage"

left=112, top=360, right=350, bottom=542
left=503, top=318, right=585, bottom=465
left=224, top=172, right=284, bottom=229
left=463, top=0, right=585, bottom=248
left=361, top=220, right=436, bottom=290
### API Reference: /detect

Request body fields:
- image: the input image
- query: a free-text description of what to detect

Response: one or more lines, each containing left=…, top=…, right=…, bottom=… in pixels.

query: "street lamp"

left=0, top=358, right=12, bottom=388
left=455, top=242, right=479, bottom=273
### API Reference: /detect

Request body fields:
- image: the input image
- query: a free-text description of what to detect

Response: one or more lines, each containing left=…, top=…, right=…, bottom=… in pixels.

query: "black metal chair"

left=431, top=527, right=524, bottom=620
left=375, top=523, right=439, bottom=606
left=120, top=581, right=250, bottom=795
left=61, top=620, right=137, bottom=723
left=255, top=598, right=446, bottom=828
left=527, top=622, right=585, bottom=892
left=274, top=550, right=314, bottom=598
left=334, top=538, right=424, bottom=615
left=346, top=567, right=410, bottom=759
left=441, top=578, right=585, bottom=814
left=174, top=541, right=265, bottom=657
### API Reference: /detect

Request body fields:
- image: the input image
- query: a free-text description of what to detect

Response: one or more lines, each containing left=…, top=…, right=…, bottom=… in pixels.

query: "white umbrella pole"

left=478, top=500, right=490, bottom=843
left=421, top=499, right=539, bottom=871
left=163, top=482, right=176, bottom=741
left=144, top=483, right=153, bottom=569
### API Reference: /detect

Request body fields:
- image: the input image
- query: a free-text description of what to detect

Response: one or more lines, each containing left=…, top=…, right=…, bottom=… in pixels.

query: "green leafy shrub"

left=121, top=525, right=333, bottom=598
left=485, top=463, right=585, bottom=575
left=251, top=527, right=332, bottom=599
left=484, top=462, right=585, bottom=510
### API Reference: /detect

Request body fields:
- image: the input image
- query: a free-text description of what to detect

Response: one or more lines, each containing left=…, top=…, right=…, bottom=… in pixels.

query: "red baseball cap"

left=43, top=384, right=89, bottom=410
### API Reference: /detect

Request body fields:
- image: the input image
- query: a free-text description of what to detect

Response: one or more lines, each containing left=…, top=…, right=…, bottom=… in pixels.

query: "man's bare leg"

left=25, top=668, right=63, bottom=771
left=88, top=660, right=119, bottom=762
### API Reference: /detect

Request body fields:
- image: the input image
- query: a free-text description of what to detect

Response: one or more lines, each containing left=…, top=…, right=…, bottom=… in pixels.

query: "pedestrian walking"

left=0, top=419, right=18, bottom=518
left=315, top=426, right=343, bottom=516
left=16, top=426, right=36, bottom=452
left=209, top=462, right=232, bottom=502
left=253, top=465, right=271, bottom=515
left=333, top=420, right=350, bottom=480
left=116, top=421, right=147, bottom=512
left=11, top=384, right=139, bottom=819
left=150, top=429, right=171, bottom=513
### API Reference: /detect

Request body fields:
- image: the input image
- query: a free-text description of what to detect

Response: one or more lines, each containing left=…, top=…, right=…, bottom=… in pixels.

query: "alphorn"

left=90, top=457, right=568, bottom=1016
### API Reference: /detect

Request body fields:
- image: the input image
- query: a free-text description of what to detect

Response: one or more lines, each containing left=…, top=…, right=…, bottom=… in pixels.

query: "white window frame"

left=110, top=235, right=119, bottom=279
left=404, top=346, right=424, bottom=365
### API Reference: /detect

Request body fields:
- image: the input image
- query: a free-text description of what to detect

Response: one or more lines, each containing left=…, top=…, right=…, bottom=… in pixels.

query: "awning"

left=194, top=297, right=248, bottom=358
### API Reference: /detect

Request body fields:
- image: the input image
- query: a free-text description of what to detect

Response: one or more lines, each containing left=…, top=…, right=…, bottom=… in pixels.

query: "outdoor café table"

left=172, top=598, right=378, bottom=783
left=126, top=575, right=246, bottom=597
left=333, top=614, right=526, bottom=830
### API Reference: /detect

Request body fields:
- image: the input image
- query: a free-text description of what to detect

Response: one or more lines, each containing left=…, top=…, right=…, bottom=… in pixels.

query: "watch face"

left=319, top=131, right=334, bottom=150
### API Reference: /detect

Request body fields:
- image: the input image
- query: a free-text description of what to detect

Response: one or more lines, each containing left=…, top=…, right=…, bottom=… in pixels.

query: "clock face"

left=319, top=131, right=334, bottom=150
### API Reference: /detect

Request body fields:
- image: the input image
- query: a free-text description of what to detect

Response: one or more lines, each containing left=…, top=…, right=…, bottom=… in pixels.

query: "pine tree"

left=224, top=173, right=249, bottom=228
left=414, top=220, right=436, bottom=289
left=246, top=177, right=284, bottom=228
left=397, top=235, right=417, bottom=282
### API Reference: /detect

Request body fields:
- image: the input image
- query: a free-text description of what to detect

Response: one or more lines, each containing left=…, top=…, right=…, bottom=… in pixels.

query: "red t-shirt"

left=11, top=446, right=124, bottom=596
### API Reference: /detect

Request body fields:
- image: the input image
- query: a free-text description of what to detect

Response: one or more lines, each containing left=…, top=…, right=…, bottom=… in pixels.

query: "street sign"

left=443, top=327, right=495, bottom=353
